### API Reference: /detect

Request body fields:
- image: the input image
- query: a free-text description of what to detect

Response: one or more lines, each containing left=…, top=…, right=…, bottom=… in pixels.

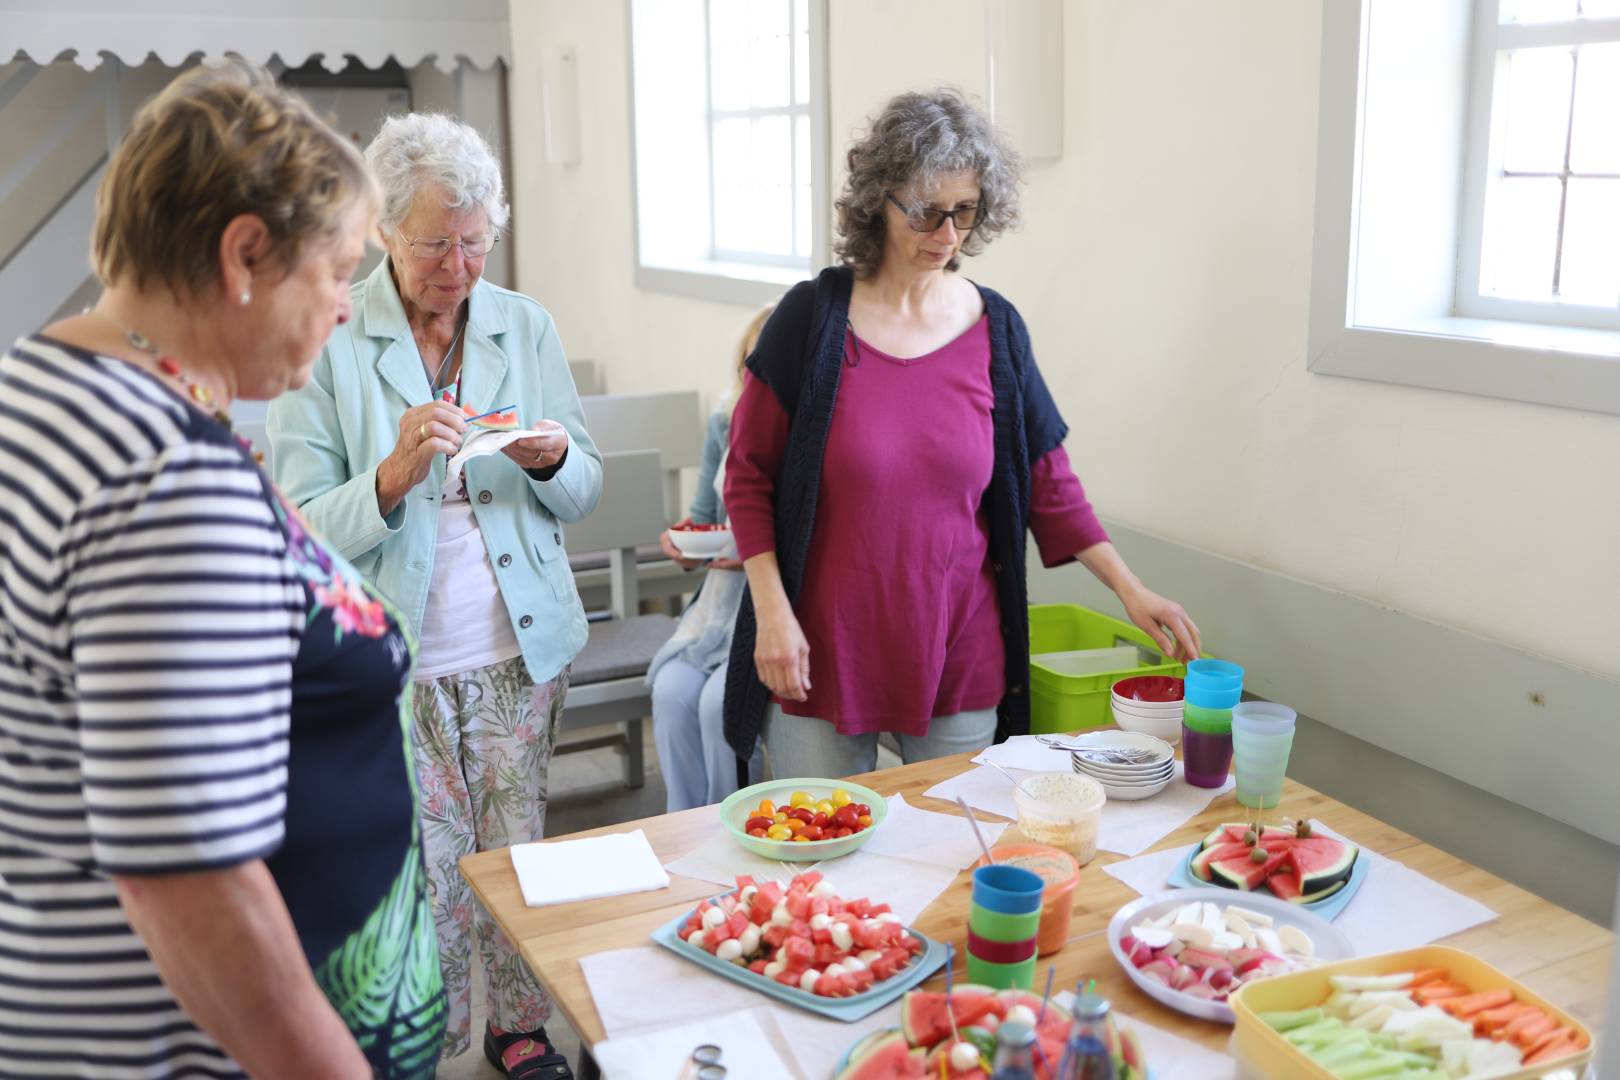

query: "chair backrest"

left=565, top=449, right=666, bottom=618
left=569, top=358, right=605, bottom=396
left=581, top=390, right=705, bottom=519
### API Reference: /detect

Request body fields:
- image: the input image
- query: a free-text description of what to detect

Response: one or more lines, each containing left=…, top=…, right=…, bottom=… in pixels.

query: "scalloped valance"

left=0, top=0, right=510, bottom=73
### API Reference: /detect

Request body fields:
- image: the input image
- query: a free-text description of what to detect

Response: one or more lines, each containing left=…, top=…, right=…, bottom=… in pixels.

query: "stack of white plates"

left=1069, top=730, right=1175, bottom=801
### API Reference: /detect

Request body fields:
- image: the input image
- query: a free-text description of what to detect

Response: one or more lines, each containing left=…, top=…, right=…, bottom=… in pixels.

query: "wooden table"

left=462, top=748, right=1612, bottom=1069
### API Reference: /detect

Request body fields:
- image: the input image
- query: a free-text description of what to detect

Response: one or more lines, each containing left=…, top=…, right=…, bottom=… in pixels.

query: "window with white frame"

left=1459, top=0, right=1620, bottom=329
left=1307, top=0, right=1620, bottom=417
left=629, top=0, right=827, bottom=304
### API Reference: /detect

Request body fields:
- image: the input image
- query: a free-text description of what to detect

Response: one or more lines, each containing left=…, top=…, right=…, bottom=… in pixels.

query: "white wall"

left=508, top=0, right=1620, bottom=682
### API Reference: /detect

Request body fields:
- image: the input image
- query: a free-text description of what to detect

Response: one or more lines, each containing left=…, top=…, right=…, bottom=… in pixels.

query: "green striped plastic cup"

left=1182, top=701, right=1233, bottom=733
left=965, top=950, right=1038, bottom=990
left=969, top=902, right=1042, bottom=943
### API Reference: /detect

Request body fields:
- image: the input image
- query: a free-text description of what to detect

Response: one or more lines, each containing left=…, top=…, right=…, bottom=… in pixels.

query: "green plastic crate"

left=1026, top=603, right=1187, bottom=735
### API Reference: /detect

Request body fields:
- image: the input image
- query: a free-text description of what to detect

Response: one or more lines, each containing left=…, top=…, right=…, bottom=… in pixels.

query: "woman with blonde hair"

left=648, top=303, right=774, bottom=811
left=0, top=63, right=444, bottom=1078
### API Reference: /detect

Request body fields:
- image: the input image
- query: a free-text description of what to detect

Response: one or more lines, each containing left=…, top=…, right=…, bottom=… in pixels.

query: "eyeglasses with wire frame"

left=885, top=192, right=983, bottom=233
left=396, top=231, right=499, bottom=260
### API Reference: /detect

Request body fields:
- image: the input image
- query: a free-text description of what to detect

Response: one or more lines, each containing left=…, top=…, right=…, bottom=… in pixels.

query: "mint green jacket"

left=267, top=260, right=601, bottom=683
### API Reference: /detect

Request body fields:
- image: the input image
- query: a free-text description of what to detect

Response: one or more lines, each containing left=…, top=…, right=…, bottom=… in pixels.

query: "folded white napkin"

left=445, top=422, right=559, bottom=489
left=510, top=829, right=670, bottom=907
left=591, top=1006, right=798, bottom=1079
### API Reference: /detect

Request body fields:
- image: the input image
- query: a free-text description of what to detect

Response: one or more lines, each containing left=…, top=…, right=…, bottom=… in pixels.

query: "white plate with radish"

left=1108, top=888, right=1356, bottom=1024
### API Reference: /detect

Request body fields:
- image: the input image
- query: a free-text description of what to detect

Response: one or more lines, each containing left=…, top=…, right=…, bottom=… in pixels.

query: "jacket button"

left=553, top=532, right=561, bottom=544
left=519, top=615, right=533, bottom=629
left=498, top=553, right=512, bottom=568
left=478, top=490, right=492, bottom=504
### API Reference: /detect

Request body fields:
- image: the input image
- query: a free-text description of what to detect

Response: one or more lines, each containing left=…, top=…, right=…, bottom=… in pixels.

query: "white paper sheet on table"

left=581, top=945, right=903, bottom=1080
left=971, top=734, right=1072, bottom=772
left=1097, top=764, right=1235, bottom=857
left=662, top=795, right=1002, bottom=924
left=590, top=1006, right=796, bottom=1079
left=1102, top=822, right=1498, bottom=953
left=509, top=829, right=669, bottom=907
left=924, top=763, right=1234, bottom=858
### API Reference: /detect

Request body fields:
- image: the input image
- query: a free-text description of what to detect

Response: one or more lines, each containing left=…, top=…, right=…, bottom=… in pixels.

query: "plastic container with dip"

left=975, top=843, right=1081, bottom=956
left=1011, top=772, right=1106, bottom=866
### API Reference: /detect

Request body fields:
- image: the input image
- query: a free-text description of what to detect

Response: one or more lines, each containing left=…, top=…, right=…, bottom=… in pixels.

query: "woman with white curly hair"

left=269, top=112, right=598, bottom=1079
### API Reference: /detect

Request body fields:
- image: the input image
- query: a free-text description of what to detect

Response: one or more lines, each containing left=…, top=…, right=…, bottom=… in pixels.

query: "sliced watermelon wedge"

left=834, top=1030, right=928, bottom=1080
left=1200, top=823, right=1296, bottom=849
left=1210, top=848, right=1293, bottom=890
left=1289, top=837, right=1358, bottom=892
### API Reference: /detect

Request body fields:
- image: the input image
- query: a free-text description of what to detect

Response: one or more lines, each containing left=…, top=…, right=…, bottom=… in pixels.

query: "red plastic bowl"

left=1110, top=675, right=1184, bottom=703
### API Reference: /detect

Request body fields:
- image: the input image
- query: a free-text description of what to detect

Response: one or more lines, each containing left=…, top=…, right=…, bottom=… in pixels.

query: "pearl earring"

left=239, top=290, right=251, bottom=305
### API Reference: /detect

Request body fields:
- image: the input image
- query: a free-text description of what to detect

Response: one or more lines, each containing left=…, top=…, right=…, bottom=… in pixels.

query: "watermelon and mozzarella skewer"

left=675, top=872, right=923, bottom=998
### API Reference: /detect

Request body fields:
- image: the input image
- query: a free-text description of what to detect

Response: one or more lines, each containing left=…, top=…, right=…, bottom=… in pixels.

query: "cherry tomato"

left=832, top=805, right=859, bottom=829
left=833, top=827, right=852, bottom=838
left=784, top=817, right=806, bottom=833
left=757, top=800, right=775, bottom=817
left=766, top=823, right=793, bottom=841
left=748, top=827, right=767, bottom=838
left=811, top=812, right=830, bottom=828
left=791, top=834, right=811, bottom=843
left=857, top=814, right=873, bottom=828
left=745, top=815, right=773, bottom=832
left=773, top=812, right=788, bottom=824
left=831, top=788, right=853, bottom=808
left=814, top=800, right=835, bottom=817
left=790, top=791, right=813, bottom=808
left=853, top=804, right=871, bottom=817
left=800, top=825, right=824, bottom=842
left=787, top=807, right=815, bottom=825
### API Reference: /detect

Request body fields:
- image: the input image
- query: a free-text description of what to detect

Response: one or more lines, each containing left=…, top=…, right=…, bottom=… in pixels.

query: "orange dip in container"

left=975, top=843, right=1080, bottom=956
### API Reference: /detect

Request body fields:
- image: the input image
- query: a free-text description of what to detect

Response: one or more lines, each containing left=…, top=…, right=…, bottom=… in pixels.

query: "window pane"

left=794, top=0, right=810, bottom=104
left=1500, top=0, right=1579, bottom=21
left=1559, top=179, right=1620, bottom=305
left=1570, top=43, right=1620, bottom=174
left=1481, top=177, right=1562, bottom=299
left=709, top=0, right=752, bottom=111
left=712, top=115, right=792, bottom=256
left=748, top=17, right=790, bottom=107
left=1501, top=48, right=1575, bottom=174
left=795, top=114, right=811, bottom=256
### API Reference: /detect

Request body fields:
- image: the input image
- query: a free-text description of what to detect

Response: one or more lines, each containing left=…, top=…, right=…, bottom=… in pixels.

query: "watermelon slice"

left=834, top=1030, right=927, bottom=1080
left=1295, top=879, right=1348, bottom=905
left=1289, top=837, right=1358, bottom=891
left=900, top=987, right=1002, bottom=1048
left=1267, top=870, right=1303, bottom=902
left=462, top=404, right=521, bottom=430
left=1209, top=848, right=1292, bottom=890
left=1200, top=823, right=1295, bottom=849
left=1192, top=840, right=1293, bottom=881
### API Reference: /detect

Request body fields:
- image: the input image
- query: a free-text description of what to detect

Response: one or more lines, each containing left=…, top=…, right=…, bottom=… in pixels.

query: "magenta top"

left=726, top=316, right=1109, bottom=736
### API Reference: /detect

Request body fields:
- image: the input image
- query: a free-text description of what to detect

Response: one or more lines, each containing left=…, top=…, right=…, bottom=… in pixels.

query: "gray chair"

left=569, top=358, right=605, bottom=397
left=573, top=390, right=709, bottom=610
left=557, top=449, right=677, bottom=788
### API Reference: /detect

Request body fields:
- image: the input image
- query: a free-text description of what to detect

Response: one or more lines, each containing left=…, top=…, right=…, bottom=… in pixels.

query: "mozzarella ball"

left=715, top=939, right=744, bottom=963
left=830, top=923, right=854, bottom=952
left=809, top=913, right=833, bottom=932
left=949, top=1043, right=980, bottom=1071
left=701, top=907, right=727, bottom=930
left=799, top=969, right=820, bottom=992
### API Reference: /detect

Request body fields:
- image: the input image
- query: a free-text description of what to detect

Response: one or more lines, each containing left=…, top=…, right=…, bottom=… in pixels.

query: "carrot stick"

left=1440, top=988, right=1515, bottom=1018
left=1523, top=1025, right=1576, bottom=1057
left=1406, top=967, right=1450, bottom=988
left=1413, top=981, right=1469, bottom=1004
left=1509, top=1011, right=1558, bottom=1048
left=1524, top=1037, right=1582, bottom=1065
left=1476, top=1001, right=1537, bottom=1035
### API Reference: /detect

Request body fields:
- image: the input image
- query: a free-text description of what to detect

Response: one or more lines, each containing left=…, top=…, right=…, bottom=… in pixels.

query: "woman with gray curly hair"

left=723, top=88, right=1200, bottom=780
left=268, top=112, right=599, bottom=1079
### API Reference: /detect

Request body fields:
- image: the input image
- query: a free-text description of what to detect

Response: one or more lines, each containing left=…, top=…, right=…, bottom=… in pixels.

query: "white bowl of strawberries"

left=1108, top=887, right=1356, bottom=1023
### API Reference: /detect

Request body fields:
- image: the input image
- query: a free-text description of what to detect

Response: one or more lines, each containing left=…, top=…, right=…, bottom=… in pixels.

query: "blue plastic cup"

left=1185, top=682, right=1242, bottom=709
left=1187, top=659, right=1244, bottom=686
left=971, top=864, right=1045, bottom=915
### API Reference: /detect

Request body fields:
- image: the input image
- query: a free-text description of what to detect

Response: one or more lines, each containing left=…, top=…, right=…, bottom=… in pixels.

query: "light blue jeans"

left=652, top=659, right=763, bottom=812
left=762, top=703, right=999, bottom=779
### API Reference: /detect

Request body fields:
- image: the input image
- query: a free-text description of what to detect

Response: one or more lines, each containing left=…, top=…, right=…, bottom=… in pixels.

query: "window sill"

left=1308, top=314, right=1620, bottom=416
left=635, top=257, right=808, bottom=307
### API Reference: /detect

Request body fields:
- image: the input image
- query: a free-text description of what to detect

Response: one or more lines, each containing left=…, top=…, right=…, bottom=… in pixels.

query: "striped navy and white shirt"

left=0, top=334, right=302, bottom=1078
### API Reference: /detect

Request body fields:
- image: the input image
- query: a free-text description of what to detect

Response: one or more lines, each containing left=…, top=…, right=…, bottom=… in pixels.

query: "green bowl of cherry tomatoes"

left=719, top=777, right=888, bottom=862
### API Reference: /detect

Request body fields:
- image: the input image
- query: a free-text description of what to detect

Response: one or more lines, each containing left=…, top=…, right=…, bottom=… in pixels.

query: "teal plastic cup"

left=1232, top=701, right=1296, bottom=808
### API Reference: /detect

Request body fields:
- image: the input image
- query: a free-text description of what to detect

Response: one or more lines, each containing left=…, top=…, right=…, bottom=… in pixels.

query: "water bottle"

left=990, top=1020, right=1038, bottom=1080
left=1055, top=991, right=1116, bottom=1080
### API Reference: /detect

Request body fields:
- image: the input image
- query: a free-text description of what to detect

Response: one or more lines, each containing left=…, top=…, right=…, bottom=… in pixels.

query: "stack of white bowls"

left=1110, top=675, right=1185, bottom=744
left=1068, top=731, right=1175, bottom=801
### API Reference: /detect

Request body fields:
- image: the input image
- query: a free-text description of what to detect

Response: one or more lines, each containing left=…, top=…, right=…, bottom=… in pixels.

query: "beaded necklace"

left=92, top=312, right=233, bottom=427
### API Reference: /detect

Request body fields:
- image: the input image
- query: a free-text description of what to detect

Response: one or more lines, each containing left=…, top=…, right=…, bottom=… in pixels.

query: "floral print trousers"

left=411, top=656, right=566, bottom=1058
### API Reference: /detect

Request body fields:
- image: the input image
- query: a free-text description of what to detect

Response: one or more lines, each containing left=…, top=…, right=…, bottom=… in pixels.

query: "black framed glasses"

left=396, top=231, right=498, bottom=260
left=885, top=192, right=982, bottom=233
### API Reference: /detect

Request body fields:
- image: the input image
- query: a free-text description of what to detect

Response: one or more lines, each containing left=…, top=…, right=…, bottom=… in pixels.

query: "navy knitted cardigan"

left=723, top=265, right=1070, bottom=769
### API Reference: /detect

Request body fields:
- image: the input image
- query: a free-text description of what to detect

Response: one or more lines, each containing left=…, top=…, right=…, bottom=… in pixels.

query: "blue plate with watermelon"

left=650, top=870, right=948, bottom=1022
left=1168, top=820, right=1368, bottom=920
left=832, top=988, right=1154, bottom=1080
